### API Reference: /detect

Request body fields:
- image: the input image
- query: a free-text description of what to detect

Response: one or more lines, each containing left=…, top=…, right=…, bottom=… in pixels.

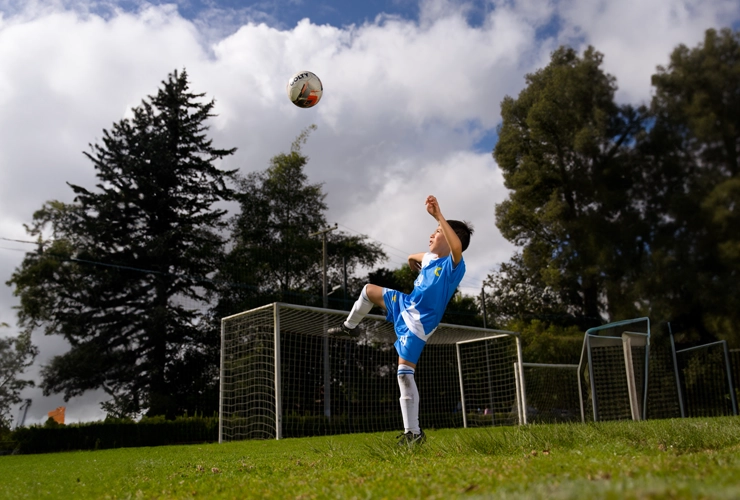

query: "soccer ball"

left=286, top=71, right=323, bottom=108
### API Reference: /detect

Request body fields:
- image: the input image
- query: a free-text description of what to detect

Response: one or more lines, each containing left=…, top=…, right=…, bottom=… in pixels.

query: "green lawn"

left=3, top=417, right=740, bottom=499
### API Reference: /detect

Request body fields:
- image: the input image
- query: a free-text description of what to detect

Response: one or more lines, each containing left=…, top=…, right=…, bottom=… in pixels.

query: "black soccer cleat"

left=327, top=323, right=359, bottom=337
left=397, top=429, right=427, bottom=447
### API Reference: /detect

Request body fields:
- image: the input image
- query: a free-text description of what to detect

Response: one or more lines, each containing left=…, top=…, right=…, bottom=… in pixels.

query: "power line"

left=336, top=223, right=412, bottom=259
left=0, top=237, right=39, bottom=245
left=0, top=237, right=43, bottom=254
left=2, top=231, right=487, bottom=292
left=335, top=223, right=412, bottom=270
left=0, top=246, right=29, bottom=253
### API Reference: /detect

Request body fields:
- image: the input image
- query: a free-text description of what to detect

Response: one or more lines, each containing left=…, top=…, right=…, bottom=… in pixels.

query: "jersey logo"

left=434, top=267, right=442, bottom=277
left=392, top=293, right=397, bottom=302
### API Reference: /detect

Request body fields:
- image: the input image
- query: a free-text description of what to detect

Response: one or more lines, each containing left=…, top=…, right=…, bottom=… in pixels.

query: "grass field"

left=3, top=417, right=740, bottom=499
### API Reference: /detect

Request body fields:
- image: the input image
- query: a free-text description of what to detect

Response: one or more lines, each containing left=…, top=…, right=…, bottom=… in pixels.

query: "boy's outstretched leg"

left=328, top=284, right=383, bottom=336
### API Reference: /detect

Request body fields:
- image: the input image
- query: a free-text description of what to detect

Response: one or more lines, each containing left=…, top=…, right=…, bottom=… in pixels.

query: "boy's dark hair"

left=447, top=220, right=474, bottom=252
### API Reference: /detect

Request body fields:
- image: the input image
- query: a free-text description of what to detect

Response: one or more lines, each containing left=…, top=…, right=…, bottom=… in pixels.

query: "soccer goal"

left=219, top=302, right=523, bottom=442
left=514, top=363, right=581, bottom=424
left=455, top=334, right=524, bottom=427
left=578, top=318, right=651, bottom=422
left=731, top=349, right=740, bottom=407
left=674, top=340, right=738, bottom=417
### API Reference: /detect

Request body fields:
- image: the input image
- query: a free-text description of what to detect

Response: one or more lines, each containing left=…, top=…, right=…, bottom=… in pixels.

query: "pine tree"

left=8, top=70, right=236, bottom=418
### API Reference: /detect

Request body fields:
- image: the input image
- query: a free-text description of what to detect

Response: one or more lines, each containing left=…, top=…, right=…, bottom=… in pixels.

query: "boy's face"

left=429, top=225, right=450, bottom=256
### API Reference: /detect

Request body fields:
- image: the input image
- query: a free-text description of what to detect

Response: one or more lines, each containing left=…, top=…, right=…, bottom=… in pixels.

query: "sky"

left=1, top=0, right=739, bottom=426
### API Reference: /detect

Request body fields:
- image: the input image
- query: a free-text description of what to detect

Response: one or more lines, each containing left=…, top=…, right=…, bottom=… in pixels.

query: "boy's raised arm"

left=425, top=195, right=463, bottom=264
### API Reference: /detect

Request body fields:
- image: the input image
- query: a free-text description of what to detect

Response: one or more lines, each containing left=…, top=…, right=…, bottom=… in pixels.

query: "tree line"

left=1, top=27, right=738, bottom=423
left=485, top=28, right=739, bottom=349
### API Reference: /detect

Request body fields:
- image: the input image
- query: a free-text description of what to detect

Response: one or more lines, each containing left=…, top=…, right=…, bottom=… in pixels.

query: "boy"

left=328, top=195, right=473, bottom=445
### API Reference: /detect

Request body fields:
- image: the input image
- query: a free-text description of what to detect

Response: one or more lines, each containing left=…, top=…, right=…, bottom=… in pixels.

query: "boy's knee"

left=363, top=284, right=384, bottom=307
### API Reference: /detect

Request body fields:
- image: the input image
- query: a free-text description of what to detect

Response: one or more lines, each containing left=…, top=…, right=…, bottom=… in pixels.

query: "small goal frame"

left=577, top=317, right=651, bottom=422
left=455, top=333, right=525, bottom=427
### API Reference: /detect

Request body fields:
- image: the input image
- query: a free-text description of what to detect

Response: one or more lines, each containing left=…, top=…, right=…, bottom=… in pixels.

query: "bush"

left=507, top=319, right=584, bottom=364
left=10, top=414, right=219, bottom=454
left=0, top=423, right=15, bottom=456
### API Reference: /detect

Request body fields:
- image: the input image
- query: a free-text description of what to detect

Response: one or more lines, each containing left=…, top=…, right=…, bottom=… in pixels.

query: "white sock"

left=345, top=285, right=374, bottom=329
left=397, top=364, right=420, bottom=434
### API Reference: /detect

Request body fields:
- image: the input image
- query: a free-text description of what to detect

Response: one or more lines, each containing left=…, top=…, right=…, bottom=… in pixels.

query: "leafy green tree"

left=218, top=126, right=386, bottom=315
left=442, top=292, right=484, bottom=327
left=508, top=319, right=583, bottom=365
left=7, top=70, right=236, bottom=418
left=493, top=46, right=647, bottom=327
left=367, top=266, right=416, bottom=294
left=640, top=28, right=740, bottom=343
left=0, top=325, right=38, bottom=428
left=483, top=253, right=569, bottom=328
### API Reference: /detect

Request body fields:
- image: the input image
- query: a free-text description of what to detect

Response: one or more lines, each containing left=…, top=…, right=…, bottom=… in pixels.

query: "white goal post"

left=219, top=302, right=524, bottom=442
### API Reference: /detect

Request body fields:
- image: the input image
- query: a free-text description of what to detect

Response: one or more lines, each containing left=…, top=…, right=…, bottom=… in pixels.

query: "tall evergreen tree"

left=492, top=46, right=647, bottom=327
left=8, top=70, right=237, bottom=418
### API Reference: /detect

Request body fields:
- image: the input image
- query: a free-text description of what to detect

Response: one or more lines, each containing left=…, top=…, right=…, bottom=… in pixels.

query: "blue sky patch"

left=473, top=126, right=500, bottom=154
left=114, top=0, right=422, bottom=28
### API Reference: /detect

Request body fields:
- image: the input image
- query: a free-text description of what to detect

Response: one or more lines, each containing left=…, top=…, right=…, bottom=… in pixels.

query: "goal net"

left=515, top=363, right=581, bottom=423
left=643, top=344, right=683, bottom=420
left=455, top=335, right=524, bottom=427
left=220, top=303, right=523, bottom=441
left=578, top=318, right=650, bottom=422
left=675, top=340, right=738, bottom=417
left=732, top=349, right=740, bottom=408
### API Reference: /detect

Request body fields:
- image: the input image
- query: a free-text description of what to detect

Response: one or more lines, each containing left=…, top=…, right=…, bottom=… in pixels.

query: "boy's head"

left=448, top=220, right=474, bottom=251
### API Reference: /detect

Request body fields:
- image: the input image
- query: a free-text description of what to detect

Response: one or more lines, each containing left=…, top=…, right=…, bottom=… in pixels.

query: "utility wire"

left=0, top=237, right=39, bottom=245
left=1, top=232, right=488, bottom=294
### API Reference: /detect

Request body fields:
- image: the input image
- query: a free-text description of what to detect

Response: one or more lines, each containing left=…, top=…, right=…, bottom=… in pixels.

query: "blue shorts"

left=383, top=288, right=426, bottom=364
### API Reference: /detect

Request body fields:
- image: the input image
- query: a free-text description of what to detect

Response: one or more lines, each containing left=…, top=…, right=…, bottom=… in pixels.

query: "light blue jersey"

left=384, top=252, right=466, bottom=363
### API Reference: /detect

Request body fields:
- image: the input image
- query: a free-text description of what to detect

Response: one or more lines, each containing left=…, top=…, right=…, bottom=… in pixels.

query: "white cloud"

left=0, top=0, right=738, bottom=423
left=339, top=149, right=515, bottom=294
left=555, top=0, right=740, bottom=103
